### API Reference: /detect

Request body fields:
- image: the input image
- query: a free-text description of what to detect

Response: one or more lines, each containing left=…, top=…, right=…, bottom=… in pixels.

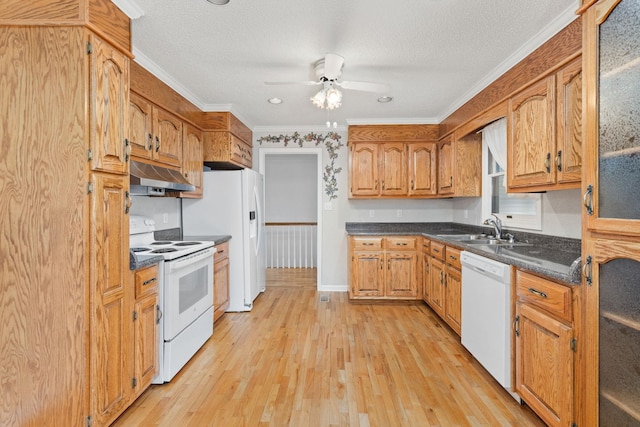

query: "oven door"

left=163, top=247, right=215, bottom=341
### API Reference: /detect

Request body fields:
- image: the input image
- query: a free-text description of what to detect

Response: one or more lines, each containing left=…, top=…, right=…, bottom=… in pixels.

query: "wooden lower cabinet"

left=349, top=236, right=419, bottom=299
left=515, top=270, right=575, bottom=427
left=133, top=265, right=159, bottom=397
left=213, top=241, right=230, bottom=321
left=424, top=242, right=462, bottom=336
left=444, top=246, right=462, bottom=335
left=428, top=256, right=446, bottom=318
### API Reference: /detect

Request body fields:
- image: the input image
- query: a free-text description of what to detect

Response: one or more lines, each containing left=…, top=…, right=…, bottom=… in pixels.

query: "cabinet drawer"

left=445, top=246, right=461, bottom=270
left=422, top=238, right=430, bottom=254
left=516, top=270, right=572, bottom=323
left=430, top=241, right=445, bottom=261
left=135, top=264, right=159, bottom=299
left=385, top=236, right=417, bottom=251
left=352, top=237, right=383, bottom=251
left=214, top=241, right=229, bottom=263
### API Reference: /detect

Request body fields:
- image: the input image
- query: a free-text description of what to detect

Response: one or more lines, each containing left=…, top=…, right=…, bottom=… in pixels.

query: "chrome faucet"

left=483, top=214, right=502, bottom=240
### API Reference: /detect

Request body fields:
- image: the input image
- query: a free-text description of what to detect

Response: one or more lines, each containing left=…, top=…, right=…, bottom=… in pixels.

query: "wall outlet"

left=163, top=213, right=169, bottom=223
left=369, top=210, right=375, bottom=218
left=323, top=202, right=333, bottom=211
left=397, top=209, right=402, bottom=217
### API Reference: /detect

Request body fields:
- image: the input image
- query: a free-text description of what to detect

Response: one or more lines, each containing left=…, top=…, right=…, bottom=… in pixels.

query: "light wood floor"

left=267, top=267, right=317, bottom=288
left=113, top=272, right=544, bottom=426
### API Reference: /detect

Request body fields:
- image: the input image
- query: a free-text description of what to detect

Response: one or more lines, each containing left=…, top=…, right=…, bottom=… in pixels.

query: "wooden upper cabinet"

left=437, top=133, right=481, bottom=197
left=350, top=142, right=380, bottom=196
left=508, top=76, right=556, bottom=189
left=153, top=107, right=182, bottom=168
left=508, top=57, right=583, bottom=192
left=129, top=92, right=183, bottom=169
left=409, top=142, right=437, bottom=196
left=178, top=124, right=204, bottom=199
left=437, top=136, right=454, bottom=195
left=556, top=56, right=583, bottom=185
left=380, top=143, right=407, bottom=196
left=89, top=33, right=129, bottom=175
left=348, top=124, right=441, bottom=199
left=201, top=112, right=253, bottom=169
left=129, top=92, right=153, bottom=159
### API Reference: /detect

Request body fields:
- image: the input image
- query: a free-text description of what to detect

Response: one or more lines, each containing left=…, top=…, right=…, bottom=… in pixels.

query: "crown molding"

left=345, top=117, right=438, bottom=125
left=111, top=0, right=145, bottom=19
left=252, top=125, right=348, bottom=135
left=438, top=0, right=581, bottom=122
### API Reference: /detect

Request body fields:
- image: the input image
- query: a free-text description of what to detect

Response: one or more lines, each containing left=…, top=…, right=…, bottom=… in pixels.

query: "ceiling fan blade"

left=264, top=80, right=321, bottom=86
left=338, top=80, right=390, bottom=93
left=323, top=53, right=344, bottom=80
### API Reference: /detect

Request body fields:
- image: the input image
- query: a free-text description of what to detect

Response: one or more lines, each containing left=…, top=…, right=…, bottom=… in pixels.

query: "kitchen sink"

left=436, top=233, right=489, bottom=241
left=436, top=233, right=532, bottom=246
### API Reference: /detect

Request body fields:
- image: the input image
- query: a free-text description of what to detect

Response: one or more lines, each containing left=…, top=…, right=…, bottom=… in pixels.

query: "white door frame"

left=259, top=147, right=323, bottom=289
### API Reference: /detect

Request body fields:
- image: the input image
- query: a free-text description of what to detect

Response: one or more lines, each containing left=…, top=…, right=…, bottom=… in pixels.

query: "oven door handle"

left=167, top=247, right=216, bottom=272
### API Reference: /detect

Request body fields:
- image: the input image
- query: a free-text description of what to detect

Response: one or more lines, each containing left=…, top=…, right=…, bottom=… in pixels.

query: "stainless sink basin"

left=436, top=233, right=488, bottom=241
left=437, top=234, right=532, bottom=246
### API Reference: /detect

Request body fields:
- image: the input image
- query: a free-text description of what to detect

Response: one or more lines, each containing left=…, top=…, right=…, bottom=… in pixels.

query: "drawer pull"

left=395, top=242, right=408, bottom=246
left=449, top=255, right=457, bottom=261
left=432, top=248, right=440, bottom=253
left=528, top=287, right=547, bottom=298
left=362, top=242, right=374, bottom=246
left=217, top=249, right=225, bottom=253
left=142, top=277, right=157, bottom=286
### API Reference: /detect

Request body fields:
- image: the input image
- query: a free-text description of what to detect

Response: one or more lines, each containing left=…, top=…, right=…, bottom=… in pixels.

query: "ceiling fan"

left=265, top=53, right=390, bottom=110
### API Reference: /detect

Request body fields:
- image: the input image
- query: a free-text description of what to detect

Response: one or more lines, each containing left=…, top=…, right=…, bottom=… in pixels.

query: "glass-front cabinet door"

left=583, top=0, right=640, bottom=236
left=583, top=238, right=640, bottom=425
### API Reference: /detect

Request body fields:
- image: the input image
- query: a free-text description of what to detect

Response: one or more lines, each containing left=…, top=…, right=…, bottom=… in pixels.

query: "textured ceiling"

left=124, top=0, right=579, bottom=130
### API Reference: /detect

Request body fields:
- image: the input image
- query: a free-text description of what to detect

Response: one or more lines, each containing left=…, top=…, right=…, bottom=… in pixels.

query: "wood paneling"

left=0, top=0, right=131, bottom=55
left=349, top=124, right=439, bottom=142
left=441, top=18, right=582, bottom=137
left=130, top=62, right=201, bottom=127
left=114, top=287, right=546, bottom=426
left=0, top=26, right=87, bottom=427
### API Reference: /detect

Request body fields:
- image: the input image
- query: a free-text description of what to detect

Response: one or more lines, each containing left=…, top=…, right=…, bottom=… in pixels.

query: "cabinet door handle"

left=528, top=287, right=547, bottom=298
left=156, top=305, right=163, bottom=324
left=449, top=176, right=453, bottom=187
left=583, top=184, right=594, bottom=216
left=387, top=259, right=390, bottom=270
left=514, top=315, right=520, bottom=337
left=411, top=180, right=414, bottom=190
left=544, top=152, right=551, bottom=173
left=583, top=255, right=593, bottom=286
left=382, top=180, right=385, bottom=190
left=374, top=180, right=378, bottom=190
left=555, top=150, right=562, bottom=172
left=124, top=138, right=131, bottom=162
left=125, top=191, right=131, bottom=214
left=155, top=136, right=160, bottom=152
left=147, top=133, right=153, bottom=150
left=142, top=277, right=158, bottom=286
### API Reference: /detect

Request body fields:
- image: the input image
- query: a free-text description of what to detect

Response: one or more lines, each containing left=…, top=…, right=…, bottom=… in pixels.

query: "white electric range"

left=130, top=215, right=216, bottom=383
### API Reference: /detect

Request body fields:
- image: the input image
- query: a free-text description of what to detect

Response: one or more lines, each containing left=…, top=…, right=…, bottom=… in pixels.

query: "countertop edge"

left=346, top=223, right=581, bottom=285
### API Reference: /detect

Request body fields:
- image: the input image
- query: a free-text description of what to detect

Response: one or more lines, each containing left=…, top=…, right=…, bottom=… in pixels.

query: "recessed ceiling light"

left=377, top=96, right=393, bottom=103
left=206, top=0, right=230, bottom=4
left=268, top=97, right=283, bottom=104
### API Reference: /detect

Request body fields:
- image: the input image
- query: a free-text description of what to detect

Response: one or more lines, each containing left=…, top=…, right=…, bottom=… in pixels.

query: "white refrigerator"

left=182, top=169, right=265, bottom=311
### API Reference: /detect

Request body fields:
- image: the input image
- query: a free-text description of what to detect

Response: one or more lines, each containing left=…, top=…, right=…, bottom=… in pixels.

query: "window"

left=481, top=118, right=542, bottom=230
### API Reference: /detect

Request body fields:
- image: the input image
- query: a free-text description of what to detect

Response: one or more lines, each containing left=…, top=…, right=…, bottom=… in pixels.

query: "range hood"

left=129, top=161, right=195, bottom=192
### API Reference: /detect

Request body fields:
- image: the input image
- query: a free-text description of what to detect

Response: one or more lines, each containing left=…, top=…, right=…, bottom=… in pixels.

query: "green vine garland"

left=257, top=132, right=344, bottom=200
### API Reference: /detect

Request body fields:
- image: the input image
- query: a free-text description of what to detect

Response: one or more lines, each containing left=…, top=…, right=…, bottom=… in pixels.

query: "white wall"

left=265, top=154, right=317, bottom=222
left=130, top=195, right=181, bottom=230
left=452, top=189, right=582, bottom=238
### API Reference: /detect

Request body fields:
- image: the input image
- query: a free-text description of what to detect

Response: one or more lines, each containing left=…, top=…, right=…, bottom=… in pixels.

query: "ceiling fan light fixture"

left=325, top=88, right=342, bottom=110
left=310, top=89, right=327, bottom=109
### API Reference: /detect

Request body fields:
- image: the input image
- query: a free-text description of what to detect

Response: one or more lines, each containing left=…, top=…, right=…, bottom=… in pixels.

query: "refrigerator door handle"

left=253, top=186, right=263, bottom=256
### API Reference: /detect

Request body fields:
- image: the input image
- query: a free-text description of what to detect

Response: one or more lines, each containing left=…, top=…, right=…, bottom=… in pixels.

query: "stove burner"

left=152, top=248, right=178, bottom=253
left=131, top=247, right=150, bottom=253
left=151, top=241, right=173, bottom=245
left=174, top=242, right=199, bottom=246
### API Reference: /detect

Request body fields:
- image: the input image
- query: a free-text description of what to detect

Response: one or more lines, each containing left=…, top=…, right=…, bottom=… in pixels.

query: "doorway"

left=259, top=148, right=322, bottom=289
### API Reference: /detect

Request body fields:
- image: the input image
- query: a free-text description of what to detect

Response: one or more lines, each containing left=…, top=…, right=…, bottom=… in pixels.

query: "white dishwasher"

left=460, top=251, right=519, bottom=401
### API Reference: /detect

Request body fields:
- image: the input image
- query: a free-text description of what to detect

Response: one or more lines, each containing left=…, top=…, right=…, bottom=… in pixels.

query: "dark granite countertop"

left=345, top=222, right=582, bottom=284
left=129, top=252, right=163, bottom=271
left=182, top=235, right=232, bottom=245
